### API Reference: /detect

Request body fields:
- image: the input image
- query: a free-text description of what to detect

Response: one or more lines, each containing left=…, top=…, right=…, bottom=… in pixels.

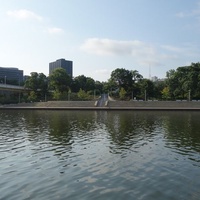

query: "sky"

left=0, top=0, right=200, bottom=82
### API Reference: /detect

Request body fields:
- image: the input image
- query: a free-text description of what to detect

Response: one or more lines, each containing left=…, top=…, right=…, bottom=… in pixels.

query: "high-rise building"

left=49, top=59, right=73, bottom=77
left=0, top=67, right=23, bottom=84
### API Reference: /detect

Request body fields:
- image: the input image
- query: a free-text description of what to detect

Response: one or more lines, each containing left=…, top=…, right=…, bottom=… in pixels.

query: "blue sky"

left=0, top=0, right=200, bottom=81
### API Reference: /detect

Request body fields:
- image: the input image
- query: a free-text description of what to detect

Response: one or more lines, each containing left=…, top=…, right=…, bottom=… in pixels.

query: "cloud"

left=176, top=2, right=200, bottom=19
left=7, top=9, right=64, bottom=35
left=6, top=9, right=43, bottom=21
left=47, top=27, right=64, bottom=34
left=93, top=69, right=112, bottom=81
left=80, top=38, right=160, bottom=68
left=176, top=12, right=186, bottom=18
left=161, top=43, right=200, bottom=58
left=95, top=69, right=111, bottom=75
left=80, top=37, right=200, bottom=73
left=161, top=45, right=183, bottom=53
left=176, top=10, right=200, bottom=18
left=80, top=38, right=156, bottom=57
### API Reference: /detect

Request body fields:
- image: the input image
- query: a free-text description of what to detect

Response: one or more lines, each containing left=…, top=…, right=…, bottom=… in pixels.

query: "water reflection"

left=162, top=112, right=200, bottom=150
left=1, top=110, right=200, bottom=153
left=161, top=112, right=200, bottom=165
left=106, top=111, right=158, bottom=142
left=1, top=110, right=200, bottom=199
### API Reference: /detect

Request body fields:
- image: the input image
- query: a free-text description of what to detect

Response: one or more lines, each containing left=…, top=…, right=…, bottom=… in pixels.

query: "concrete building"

left=151, top=76, right=166, bottom=82
left=49, top=59, right=73, bottom=77
left=0, top=67, right=23, bottom=84
left=151, top=76, right=158, bottom=82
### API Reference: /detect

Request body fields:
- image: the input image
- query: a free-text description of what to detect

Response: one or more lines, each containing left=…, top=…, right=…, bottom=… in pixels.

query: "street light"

left=68, top=89, right=71, bottom=101
left=4, top=76, right=6, bottom=85
left=18, top=75, right=21, bottom=103
left=188, top=90, right=191, bottom=101
left=44, top=78, right=48, bottom=102
left=94, top=89, right=96, bottom=99
left=18, top=91, right=21, bottom=103
left=18, top=75, right=20, bottom=86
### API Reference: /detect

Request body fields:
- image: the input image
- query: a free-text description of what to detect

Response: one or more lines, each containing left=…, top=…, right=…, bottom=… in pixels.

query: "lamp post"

left=18, top=75, right=20, bottom=103
left=68, top=89, right=71, bottom=101
left=19, top=93, right=21, bottom=103
left=44, top=78, right=48, bottom=102
left=188, top=90, right=191, bottom=101
left=145, top=90, right=147, bottom=101
left=4, top=76, right=6, bottom=85
left=94, top=89, right=96, bottom=99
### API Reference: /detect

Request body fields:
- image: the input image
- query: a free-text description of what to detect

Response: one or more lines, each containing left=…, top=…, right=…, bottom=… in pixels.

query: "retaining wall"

left=107, top=100, right=200, bottom=108
left=2, top=100, right=200, bottom=110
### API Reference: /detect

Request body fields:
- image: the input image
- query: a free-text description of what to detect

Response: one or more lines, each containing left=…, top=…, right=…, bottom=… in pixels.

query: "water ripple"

left=1, top=110, right=200, bottom=199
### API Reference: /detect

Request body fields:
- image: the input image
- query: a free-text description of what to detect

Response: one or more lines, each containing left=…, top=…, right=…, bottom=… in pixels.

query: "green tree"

left=103, top=79, right=118, bottom=97
left=94, top=81, right=103, bottom=95
left=52, top=90, right=68, bottom=100
left=138, top=79, right=155, bottom=100
left=25, top=72, right=39, bottom=92
left=27, top=91, right=37, bottom=102
left=161, top=87, right=170, bottom=100
left=166, top=69, right=179, bottom=99
left=85, top=77, right=95, bottom=91
left=77, top=88, right=90, bottom=100
left=153, top=80, right=166, bottom=100
left=24, top=72, right=48, bottom=101
left=166, top=63, right=200, bottom=100
left=119, top=87, right=127, bottom=100
left=131, top=70, right=143, bottom=82
left=72, top=75, right=95, bottom=93
left=110, top=68, right=133, bottom=92
left=72, top=75, right=87, bottom=92
left=49, top=68, right=71, bottom=100
left=109, top=68, right=143, bottom=99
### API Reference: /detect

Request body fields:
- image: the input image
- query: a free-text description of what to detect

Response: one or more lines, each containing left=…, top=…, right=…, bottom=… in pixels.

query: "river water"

left=0, top=110, right=200, bottom=200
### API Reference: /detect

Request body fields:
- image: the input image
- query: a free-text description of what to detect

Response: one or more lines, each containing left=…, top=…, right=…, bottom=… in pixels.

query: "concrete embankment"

left=107, top=100, right=200, bottom=110
left=1, top=100, right=200, bottom=110
left=0, top=101, right=97, bottom=110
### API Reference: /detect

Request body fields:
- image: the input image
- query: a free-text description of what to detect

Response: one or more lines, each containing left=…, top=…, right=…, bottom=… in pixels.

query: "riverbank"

left=1, top=100, right=200, bottom=110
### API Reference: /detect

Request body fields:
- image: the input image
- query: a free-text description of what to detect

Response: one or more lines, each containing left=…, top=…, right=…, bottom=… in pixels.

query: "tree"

left=110, top=68, right=133, bottom=92
left=52, top=90, right=66, bottom=100
left=27, top=91, right=37, bottom=102
left=166, top=63, right=200, bottom=100
left=131, top=70, right=143, bottom=82
left=77, top=88, right=90, bottom=100
left=25, top=72, right=39, bottom=92
left=72, top=75, right=87, bottom=92
left=94, top=81, right=103, bottom=95
left=119, top=87, right=127, bottom=100
left=166, top=69, right=179, bottom=99
left=104, top=79, right=118, bottom=94
left=138, top=79, right=155, bottom=100
left=161, top=87, right=170, bottom=100
left=187, top=63, right=200, bottom=99
left=49, top=68, right=71, bottom=98
left=153, top=80, right=166, bottom=100
left=72, top=75, right=95, bottom=93
left=85, top=77, right=95, bottom=91
left=24, top=72, right=48, bottom=101
left=109, top=68, right=144, bottom=100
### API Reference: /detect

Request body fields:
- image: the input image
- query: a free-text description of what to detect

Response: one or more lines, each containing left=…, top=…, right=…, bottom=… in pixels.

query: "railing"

left=0, top=83, right=27, bottom=91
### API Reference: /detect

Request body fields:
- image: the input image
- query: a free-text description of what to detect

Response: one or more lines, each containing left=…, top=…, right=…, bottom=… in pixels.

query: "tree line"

left=1, top=62, right=200, bottom=103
